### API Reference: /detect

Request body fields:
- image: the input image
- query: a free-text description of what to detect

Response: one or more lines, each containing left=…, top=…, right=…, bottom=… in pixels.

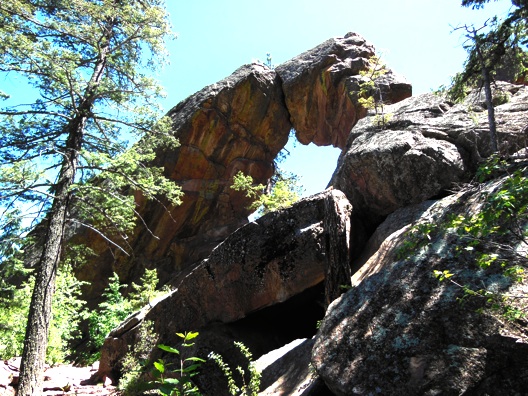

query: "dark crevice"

left=225, top=282, right=326, bottom=359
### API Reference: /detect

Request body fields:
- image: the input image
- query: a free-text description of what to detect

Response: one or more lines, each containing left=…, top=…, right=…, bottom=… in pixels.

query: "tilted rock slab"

left=255, top=338, right=331, bottom=396
left=313, top=175, right=528, bottom=395
left=330, top=82, right=528, bottom=230
left=98, top=190, right=356, bottom=384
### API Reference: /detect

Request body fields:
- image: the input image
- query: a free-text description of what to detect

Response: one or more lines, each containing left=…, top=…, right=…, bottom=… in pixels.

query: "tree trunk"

left=474, top=30, right=499, bottom=153
left=17, top=114, right=87, bottom=395
left=481, top=65, right=499, bottom=153
left=17, top=30, right=111, bottom=394
left=16, top=143, right=78, bottom=396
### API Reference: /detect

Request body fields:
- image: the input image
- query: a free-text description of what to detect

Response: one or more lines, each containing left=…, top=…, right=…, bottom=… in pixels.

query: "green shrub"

left=402, top=158, right=528, bottom=321
left=209, top=342, right=261, bottom=396
left=0, top=260, right=86, bottom=364
left=152, top=331, right=205, bottom=396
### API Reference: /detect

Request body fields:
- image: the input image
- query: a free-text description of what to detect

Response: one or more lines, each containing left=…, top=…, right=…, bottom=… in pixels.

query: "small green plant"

left=231, top=170, right=302, bottom=216
left=208, top=341, right=261, bottom=396
left=467, top=105, right=480, bottom=126
left=396, top=221, right=437, bottom=260
left=85, top=273, right=133, bottom=362
left=152, top=331, right=205, bottom=396
left=129, top=268, right=168, bottom=310
left=355, top=55, right=392, bottom=129
left=431, top=160, right=528, bottom=320
left=0, top=258, right=86, bottom=364
left=434, top=268, right=525, bottom=321
left=119, top=321, right=159, bottom=395
left=83, top=268, right=166, bottom=364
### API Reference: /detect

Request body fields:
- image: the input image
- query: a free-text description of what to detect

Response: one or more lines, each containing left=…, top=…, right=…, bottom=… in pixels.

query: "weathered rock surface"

left=76, top=33, right=411, bottom=305
left=255, top=338, right=333, bottom=396
left=75, top=64, right=292, bottom=303
left=313, top=172, right=528, bottom=395
left=98, top=190, right=355, bottom=385
left=276, top=32, right=411, bottom=149
left=330, top=82, right=528, bottom=229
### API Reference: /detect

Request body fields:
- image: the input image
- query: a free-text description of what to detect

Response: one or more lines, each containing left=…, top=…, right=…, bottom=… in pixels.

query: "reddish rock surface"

left=277, top=32, right=411, bottom=148
left=75, top=63, right=292, bottom=303
left=97, top=190, right=354, bottom=388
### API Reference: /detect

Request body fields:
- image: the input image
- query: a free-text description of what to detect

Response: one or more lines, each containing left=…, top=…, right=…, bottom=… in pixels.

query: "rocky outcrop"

left=313, top=172, right=528, bottom=395
left=330, top=82, right=528, bottom=229
left=75, top=64, right=292, bottom=303
left=276, top=32, right=411, bottom=149
left=98, top=189, right=355, bottom=385
left=94, top=80, right=527, bottom=393
left=75, top=33, right=411, bottom=305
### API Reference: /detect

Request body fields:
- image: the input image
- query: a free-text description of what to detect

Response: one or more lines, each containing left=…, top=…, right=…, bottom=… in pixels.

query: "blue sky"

left=159, top=0, right=513, bottom=198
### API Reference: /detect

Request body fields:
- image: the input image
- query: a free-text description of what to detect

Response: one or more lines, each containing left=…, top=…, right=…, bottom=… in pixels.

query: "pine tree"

left=450, top=1, right=527, bottom=153
left=0, top=1, right=181, bottom=394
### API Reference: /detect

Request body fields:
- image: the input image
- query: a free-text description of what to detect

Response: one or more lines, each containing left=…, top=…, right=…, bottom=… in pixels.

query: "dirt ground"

left=1, top=358, right=119, bottom=396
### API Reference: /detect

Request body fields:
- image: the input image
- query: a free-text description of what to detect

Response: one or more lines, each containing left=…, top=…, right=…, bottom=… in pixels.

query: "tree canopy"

left=0, top=1, right=181, bottom=394
left=452, top=0, right=527, bottom=102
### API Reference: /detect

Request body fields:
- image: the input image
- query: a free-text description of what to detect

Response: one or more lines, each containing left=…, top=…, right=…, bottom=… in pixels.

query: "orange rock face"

left=76, top=64, right=292, bottom=300
left=277, top=32, right=411, bottom=149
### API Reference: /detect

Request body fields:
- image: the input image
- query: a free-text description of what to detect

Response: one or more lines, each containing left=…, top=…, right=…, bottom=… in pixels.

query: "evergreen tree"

left=450, top=1, right=527, bottom=153
left=0, top=1, right=181, bottom=394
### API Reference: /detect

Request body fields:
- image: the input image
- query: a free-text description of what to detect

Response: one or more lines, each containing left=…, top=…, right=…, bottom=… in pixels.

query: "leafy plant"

left=0, top=260, right=86, bottom=365
left=396, top=221, right=438, bottom=260
left=208, top=341, right=261, bottom=396
left=423, top=159, right=528, bottom=320
left=84, top=268, right=166, bottom=363
left=85, top=273, right=133, bottom=362
left=354, top=55, right=392, bottom=129
left=152, top=331, right=205, bottom=396
left=231, top=170, right=302, bottom=217
left=119, top=320, right=159, bottom=396
left=129, top=268, right=168, bottom=310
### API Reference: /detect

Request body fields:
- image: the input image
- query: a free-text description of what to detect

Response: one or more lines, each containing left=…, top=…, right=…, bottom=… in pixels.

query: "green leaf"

left=181, top=364, right=202, bottom=373
left=186, top=357, right=206, bottom=363
left=163, top=378, right=181, bottom=385
left=158, top=344, right=180, bottom=355
left=153, top=360, right=165, bottom=374
left=184, top=331, right=200, bottom=341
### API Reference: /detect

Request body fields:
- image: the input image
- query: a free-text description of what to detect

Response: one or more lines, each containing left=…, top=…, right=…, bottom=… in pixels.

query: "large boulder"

left=98, top=189, right=356, bottom=385
left=330, top=82, right=528, bottom=230
left=312, top=171, right=528, bottom=395
left=276, top=32, right=411, bottom=149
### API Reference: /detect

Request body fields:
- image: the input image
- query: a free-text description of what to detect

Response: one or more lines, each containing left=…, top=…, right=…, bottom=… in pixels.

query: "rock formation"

left=313, top=172, right=528, bottom=395
left=98, top=189, right=354, bottom=388
left=90, top=34, right=528, bottom=395
left=75, top=33, right=411, bottom=305
left=330, top=81, right=528, bottom=229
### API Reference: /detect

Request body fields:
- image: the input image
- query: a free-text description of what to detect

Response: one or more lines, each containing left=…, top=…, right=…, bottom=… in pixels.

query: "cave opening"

left=225, top=282, right=326, bottom=359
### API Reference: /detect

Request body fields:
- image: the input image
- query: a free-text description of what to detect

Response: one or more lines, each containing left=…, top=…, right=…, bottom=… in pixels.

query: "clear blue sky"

left=158, top=0, right=512, bottom=198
